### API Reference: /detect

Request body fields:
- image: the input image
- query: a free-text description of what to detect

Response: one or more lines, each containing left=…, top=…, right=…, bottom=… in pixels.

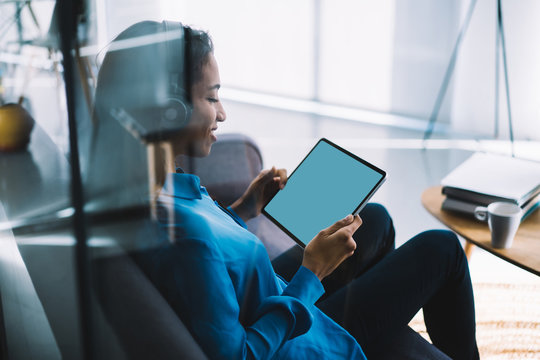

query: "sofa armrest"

left=93, top=252, right=208, bottom=360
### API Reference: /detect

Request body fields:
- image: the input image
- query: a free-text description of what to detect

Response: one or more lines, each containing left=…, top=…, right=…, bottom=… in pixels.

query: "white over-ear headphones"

left=161, top=20, right=192, bottom=130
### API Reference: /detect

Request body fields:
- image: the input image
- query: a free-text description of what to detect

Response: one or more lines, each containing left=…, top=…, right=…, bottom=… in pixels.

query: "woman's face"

left=175, top=53, right=226, bottom=157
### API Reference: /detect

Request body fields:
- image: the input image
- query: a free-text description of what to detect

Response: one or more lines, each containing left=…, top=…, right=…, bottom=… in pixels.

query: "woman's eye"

left=207, top=97, right=219, bottom=103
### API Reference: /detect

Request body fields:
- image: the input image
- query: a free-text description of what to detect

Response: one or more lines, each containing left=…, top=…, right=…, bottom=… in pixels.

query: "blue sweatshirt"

left=156, top=172, right=366, bottom=359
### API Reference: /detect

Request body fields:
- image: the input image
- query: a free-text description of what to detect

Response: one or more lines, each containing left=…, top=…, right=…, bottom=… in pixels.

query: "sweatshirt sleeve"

left=155, top=236, right=324, bottom=360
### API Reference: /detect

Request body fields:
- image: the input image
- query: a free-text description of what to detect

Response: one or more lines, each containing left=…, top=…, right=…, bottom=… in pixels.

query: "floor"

left=221, top=99, right=540, bottom=358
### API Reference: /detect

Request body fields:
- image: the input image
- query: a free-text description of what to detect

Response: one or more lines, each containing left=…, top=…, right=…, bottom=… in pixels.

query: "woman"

left=93, top=20, right=479, bottom=359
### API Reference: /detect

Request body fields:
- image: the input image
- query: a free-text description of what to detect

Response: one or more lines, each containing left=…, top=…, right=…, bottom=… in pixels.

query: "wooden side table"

left=422, top=186, right=540, bottom=277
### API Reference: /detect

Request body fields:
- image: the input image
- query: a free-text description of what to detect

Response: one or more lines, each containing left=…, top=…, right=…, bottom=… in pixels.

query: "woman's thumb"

left=323, top=214, right=354, bottom=234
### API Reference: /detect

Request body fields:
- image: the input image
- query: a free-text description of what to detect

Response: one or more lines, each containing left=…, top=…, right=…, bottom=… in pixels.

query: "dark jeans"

left=272, top=203, right=479, bottom=360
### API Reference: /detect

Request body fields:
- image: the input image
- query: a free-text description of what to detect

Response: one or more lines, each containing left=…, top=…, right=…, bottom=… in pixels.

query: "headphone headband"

left=156, top=20, right=193, bottom=133
left=162, top=20, right=191, bottom=102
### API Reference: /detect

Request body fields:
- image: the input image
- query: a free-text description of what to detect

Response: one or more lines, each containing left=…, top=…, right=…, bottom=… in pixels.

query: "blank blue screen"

left=264, top=140, right=384, bottom=246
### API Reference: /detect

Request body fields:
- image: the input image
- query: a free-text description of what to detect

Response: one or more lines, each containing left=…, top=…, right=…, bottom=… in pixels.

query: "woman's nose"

left=217, top=102, right=226, bottom=122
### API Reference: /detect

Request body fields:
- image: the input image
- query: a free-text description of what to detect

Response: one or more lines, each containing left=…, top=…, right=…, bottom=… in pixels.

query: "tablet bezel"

left=261, top=138, right=386, bottom=248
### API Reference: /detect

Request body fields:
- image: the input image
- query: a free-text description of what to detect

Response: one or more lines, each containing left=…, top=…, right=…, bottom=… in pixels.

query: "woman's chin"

left=201, top=146, right=212, bottom=157
left=196, top=142, right=213, bottom=157
left=204, top=136, right=217, bottom=156
left=184, top=138, right=214, bottom=157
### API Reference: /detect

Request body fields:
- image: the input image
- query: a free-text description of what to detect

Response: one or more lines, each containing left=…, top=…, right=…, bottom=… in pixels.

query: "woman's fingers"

left=303, top=215, right=362, bottom=280
left=274, top=168, right=287, bottom=189
left=322, top=214, right=360, bottom=235
left=343, top=215, right=363, bottom=235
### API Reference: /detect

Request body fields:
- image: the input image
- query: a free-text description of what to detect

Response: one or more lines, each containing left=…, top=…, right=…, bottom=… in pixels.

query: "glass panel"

left=3, top=1, right=539, bottom=359
left=84, top=4, right=206, bottom=359
left=0, top=2, right=77, bottom=358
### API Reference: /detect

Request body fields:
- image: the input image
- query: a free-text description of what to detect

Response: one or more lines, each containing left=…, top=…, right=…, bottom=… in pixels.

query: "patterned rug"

left=409, top=282, right=540, bottom=359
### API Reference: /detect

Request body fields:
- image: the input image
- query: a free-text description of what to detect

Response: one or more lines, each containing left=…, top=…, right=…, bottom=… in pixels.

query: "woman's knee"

left=411, top=230, right=465, bottom=267
left=356, top=203, right=395, bottom=247
left=360, top=203, right=392, bottom=225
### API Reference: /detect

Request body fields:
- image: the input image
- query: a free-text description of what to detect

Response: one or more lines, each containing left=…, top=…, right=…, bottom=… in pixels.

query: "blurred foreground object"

left=0, top=102, right=35, bottom=151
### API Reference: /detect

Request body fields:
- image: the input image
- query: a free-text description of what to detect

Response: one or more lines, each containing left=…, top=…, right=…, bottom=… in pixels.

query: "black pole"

left=497, top=0, right=515, bottom=156
left=15, top=2, right=24, bottom=48
left=57, top=0, right=93, bottom=359
left=423, top=0, right=478, bottom=141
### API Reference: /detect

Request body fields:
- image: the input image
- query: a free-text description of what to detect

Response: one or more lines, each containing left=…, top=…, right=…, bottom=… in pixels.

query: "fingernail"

left=345, top=214, right=353, bottom=221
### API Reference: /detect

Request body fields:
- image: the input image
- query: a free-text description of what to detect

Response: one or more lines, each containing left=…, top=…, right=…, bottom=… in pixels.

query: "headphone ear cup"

left=161, top=97, right=192, bottom=129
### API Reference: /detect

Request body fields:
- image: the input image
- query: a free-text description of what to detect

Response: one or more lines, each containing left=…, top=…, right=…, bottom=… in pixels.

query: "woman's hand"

left=230, top=166, right=287, bottom=222
left=302, top=215, right=363, bottom=281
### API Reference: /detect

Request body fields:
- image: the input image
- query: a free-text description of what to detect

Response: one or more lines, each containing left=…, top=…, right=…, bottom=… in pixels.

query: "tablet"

left=262, top=138, right=386, bottom=247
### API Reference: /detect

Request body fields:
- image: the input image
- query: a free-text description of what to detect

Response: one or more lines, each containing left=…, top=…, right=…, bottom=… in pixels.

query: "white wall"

left=318, top=0, right=396, bottom=111
left=179, top=0, right=315, bottom=99
left=390, top=0, right=461, bottom=122
left=75, top=0, right=540, bottom=141
left=452, top=0, right=540, bottom=140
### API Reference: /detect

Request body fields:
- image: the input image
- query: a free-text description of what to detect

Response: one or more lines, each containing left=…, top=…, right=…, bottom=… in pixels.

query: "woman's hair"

left=186, top=25, right=215, bottom=85
left=87, top=21, right=214, bottom=202
left=94, top=20, right=214, bottom=113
